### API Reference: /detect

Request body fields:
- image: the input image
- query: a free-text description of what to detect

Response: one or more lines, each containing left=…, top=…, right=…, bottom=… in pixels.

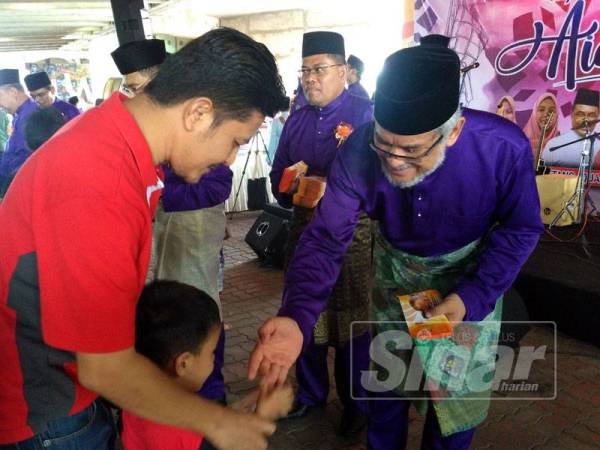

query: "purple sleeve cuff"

left=277, top=305, right=311, bottom=350
left=453, top=283, right=497, bottom=322
left=162, top=165, right=233, bottom=211
left=275, top=152, right=362, bottom=350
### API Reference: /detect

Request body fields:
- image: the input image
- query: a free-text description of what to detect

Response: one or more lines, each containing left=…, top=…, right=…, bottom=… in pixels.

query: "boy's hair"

left=24, top=107, right=66, bottom=150
left=136, top=281, right=221, bottom=369
left=145, top=27, right=288, bottom=127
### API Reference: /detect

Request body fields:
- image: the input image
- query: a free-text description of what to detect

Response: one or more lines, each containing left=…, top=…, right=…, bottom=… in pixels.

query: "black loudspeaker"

left=245, top=210, right=290, bottom=267
left=263, top=202, right=293, bottom=220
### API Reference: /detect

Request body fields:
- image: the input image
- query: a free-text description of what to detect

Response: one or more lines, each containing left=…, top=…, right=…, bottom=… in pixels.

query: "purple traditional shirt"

left=348, top=81, right=370, bottom=100
left=270, top=89, right=374, bottom=208
left=0, top=98, right=37, bottom=179
left=161, top=164, right=233, bottom=212
left=278, top=108, right=544, bottom=342
left=52, top=99, right=80, bottom=122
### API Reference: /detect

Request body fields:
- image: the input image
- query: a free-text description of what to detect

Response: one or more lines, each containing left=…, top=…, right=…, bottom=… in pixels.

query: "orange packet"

left=396, top=290, right=453, bottom=340
left=292, top=193, right=320, bottom=209
left=296, top=176, right=326, bottom=197
left=293, top=176, right=326, bottom=208
left=279, top=161, right=308, bottom=193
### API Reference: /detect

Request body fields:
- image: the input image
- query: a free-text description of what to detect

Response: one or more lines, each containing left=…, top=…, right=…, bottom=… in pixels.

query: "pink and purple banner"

left=413, top=0, right=600, bottom=130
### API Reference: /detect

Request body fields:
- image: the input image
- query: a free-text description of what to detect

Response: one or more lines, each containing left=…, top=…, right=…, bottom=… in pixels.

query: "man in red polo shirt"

left=0, top=28, right=287, bottom=450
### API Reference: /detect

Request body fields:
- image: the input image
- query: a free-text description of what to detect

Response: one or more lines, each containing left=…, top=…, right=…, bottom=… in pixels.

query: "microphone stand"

left=548, top=124, right=599, bottom=228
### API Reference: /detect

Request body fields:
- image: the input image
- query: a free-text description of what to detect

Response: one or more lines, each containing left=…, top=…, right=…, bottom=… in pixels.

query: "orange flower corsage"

left=334, top=122, right=354, bottom=148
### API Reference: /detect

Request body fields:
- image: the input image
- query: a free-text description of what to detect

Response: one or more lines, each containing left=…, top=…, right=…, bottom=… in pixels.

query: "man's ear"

left=182, top=97, right=214, bottom=132
left=173, top=351, right=193, bottom=378
left=50, top=86, right=56, bottom=95
left=446, top=117, right=466, bottom=147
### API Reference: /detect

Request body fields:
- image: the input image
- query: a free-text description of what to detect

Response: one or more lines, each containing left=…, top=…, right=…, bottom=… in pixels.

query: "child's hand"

left=255, top=382, right=294, bottom=421
left=231, top=390, right=260, bottom=413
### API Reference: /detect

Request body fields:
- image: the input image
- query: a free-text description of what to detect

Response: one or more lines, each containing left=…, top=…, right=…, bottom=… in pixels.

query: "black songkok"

left=111, top=39, right=167, bottom=75
left=420, top=34, right=451, bottom=48
left=574, top=88, right=599, bottom=108
left=374, top=34, right=460, bottom=135
left=24, top=71, right=51, bottom=91
left=347, top=55, right=364, bottom=74
left=0, top=69, right=20, bottom=86
left=302, top=31, right=345, bottom=59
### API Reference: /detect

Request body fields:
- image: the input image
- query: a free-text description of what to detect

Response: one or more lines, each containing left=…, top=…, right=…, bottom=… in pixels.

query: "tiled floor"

left=220, top=211, right=600, bottom=449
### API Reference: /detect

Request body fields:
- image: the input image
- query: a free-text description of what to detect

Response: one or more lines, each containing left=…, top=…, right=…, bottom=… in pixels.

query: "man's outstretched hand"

left=248, top=317, right=303, bottom=388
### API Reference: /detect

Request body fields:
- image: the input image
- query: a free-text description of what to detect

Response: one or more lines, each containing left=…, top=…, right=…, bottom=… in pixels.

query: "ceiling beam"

left=0, top=45, right=72, bottom=50
left=0, top=1, right=110, bottom=6
left=0, top=37, right=82, bottom=43
left=0, top=22, right=108, bottom=27
left=0, top=0, right=175, bottom=52
left=0, top=11, right=114, bottom=18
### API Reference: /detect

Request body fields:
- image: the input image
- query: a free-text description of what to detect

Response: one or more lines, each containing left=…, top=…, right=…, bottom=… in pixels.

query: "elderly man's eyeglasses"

left=120, top=78, right=152, bottom=97
left=298, top=64, right=344, bottom=78
left=370, top=132, right=444, bottom=161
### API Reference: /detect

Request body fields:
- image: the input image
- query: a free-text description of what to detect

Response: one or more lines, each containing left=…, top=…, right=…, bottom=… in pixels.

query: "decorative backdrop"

left=408, top=0, right=600, bottom=130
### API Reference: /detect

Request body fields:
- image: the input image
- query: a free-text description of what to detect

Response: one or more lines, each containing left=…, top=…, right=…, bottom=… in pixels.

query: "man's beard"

left=381, top=150, right=447, bottom=188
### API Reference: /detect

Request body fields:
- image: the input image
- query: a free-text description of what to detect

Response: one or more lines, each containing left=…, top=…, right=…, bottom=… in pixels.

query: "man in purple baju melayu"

left=24, top=71, right=80, bottom=122
left=252, top=34, right=543, bottom=449
left=347, top=54, right=370, bottom=100
left=0, top=69, right=38, bottom=197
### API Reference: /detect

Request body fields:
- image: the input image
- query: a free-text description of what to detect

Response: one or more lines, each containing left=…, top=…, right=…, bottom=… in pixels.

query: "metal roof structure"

left=0, top=0, right=327, bottom=53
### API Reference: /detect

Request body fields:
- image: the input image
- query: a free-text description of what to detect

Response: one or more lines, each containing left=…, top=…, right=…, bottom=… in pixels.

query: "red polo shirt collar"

left=99, top=93, right=161, bottom=190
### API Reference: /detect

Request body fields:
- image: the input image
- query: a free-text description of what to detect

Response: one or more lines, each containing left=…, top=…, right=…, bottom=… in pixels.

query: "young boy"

left=122, top=281, right=293, bottom=450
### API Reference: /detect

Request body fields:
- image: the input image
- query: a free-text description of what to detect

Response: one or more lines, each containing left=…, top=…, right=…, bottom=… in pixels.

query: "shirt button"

left=319, top=117, right=323, bottom=120
left=417, top=213, right=422, bottom=218
left=418, top=196, right=423, bottom=201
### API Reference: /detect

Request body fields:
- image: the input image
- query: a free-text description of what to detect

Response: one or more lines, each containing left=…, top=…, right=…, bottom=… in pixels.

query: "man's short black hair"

left=145, top=27, right=288, bottom=126
left=327, top=54, right=346, bottom=66
left=136, top=281, right=221, bottom=369
left=24, top=107, right=66, bottom=150
left=347, top=55, right=364, bottom=78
